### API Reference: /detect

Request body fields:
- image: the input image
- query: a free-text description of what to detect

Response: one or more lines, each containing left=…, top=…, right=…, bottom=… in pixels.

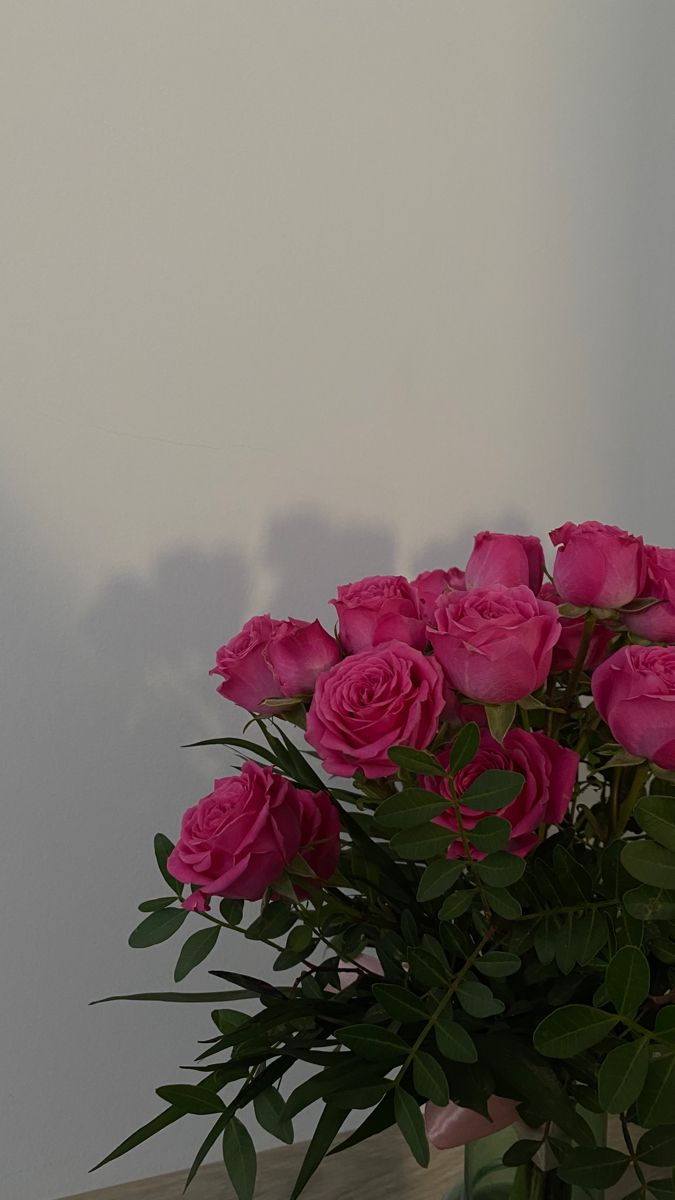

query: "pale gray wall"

left=2, top=3, right=675, bottom=1198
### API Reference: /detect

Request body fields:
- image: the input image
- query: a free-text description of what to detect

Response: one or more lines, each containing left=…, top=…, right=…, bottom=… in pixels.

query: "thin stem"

left=447, top=774, right=492, bottom=917
left=563, top=612, right=597, bottom=708
left=513, top=898, right=618, bottom=923
left=614, top=764, right=650, bottom=840
left=394, top=926, right=494, bottom=1086
left=620, top=1113, right=648, bottom=1192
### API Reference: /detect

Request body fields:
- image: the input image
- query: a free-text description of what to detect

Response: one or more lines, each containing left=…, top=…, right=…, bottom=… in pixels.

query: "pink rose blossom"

left=266, top=618, right=341, bottom=695
left=331, top=575, right=425, bottom=653
left=465, top=532, right=544, bottom=594
left=429, top=586, right=561, bottom=704
left=540, top=584, right=613, bottom=673
left=306, top=641, right=444, bottom=778
left=411, top=568, right=465, bottom=618
left=168, top=762, right=339, bottom=903
left=423, top=729, right=578, bottom=857
left=211, top=615, right=340, bottom=712
left=624, top=546, right=675, bottom=642
left=592, top=644, right=675, bottom=769
left=550, top=521, right=646, bottom=610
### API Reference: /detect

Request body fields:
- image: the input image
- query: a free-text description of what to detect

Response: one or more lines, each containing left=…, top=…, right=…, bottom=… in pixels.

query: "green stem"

left=394, top=926, right=494, bottom=1086
left=563, top=613, right=598, bottom=707
left=447, top=775, right=492, bottom=918
left=513, top=898, right=617, bottom=923
left=613, top=764, right=650, bottom=840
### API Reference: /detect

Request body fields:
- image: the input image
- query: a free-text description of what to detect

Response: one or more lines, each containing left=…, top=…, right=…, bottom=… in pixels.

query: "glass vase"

left=443, top=1114, right=610, bottom=1200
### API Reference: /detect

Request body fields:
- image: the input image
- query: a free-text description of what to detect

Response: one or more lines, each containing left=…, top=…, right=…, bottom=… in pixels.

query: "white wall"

left=2, top=3, right=675, bottom=1198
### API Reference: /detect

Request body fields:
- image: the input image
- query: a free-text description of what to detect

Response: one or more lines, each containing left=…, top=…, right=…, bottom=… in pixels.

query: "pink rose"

left=211, top=615, right=340, bottom=712
left=624, top=546, right=675, bottom=643
left=540, top=584, right=613, bottom=673
left=305, top=641, right=444, bottom=778
left=429, top=586, right=561, bottom=704
left=331, top=575, right=425, bottom=653
left=266, top=618, right=341, bottom=695
left=168, top=762, right=338, bottom=902
left=423, top=729, right=578, bottom=857
left=550, top=521, right=646, bottom=610
left=411, top=568, right=465, bottom=619
left=592, top=644, right=675, bottom=769
left=465, top=532, right=545, bottom=594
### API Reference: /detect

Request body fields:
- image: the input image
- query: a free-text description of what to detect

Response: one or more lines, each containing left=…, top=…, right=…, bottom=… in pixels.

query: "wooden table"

left=59, top=1120, right=647, bottom=1200
left=61, top=1129, right=462, bottom=1200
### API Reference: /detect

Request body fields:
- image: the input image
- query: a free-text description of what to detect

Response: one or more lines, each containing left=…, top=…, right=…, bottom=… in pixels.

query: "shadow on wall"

left=1, top=497, right=537, bottom=1198
left=0, top=499, right=428, bottom=1198
left=1, top=494, right=542, bottom=1199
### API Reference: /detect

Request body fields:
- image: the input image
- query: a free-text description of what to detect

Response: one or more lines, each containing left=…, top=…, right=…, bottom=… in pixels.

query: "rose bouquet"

left=94, top=523, right=675, bottom=1200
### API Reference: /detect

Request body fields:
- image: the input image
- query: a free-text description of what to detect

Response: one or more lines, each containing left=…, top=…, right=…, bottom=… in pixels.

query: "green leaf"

left=154, top=832, right=183, bottom=895
left=254, top=1087, right=294, bottom=1145
left=656, top=1008, right=675, bottom=1047
left=502, top=1140, right=543, bottom=1167
left=635, top=796, right=675, bottom=851
left=577, top=909, right=610, bottom=963
left=211, top=1009, right=249, bottom=1036
left=409, top=947, right=451, bottom=989
left=483, top=886, right=522, bottom=919
left=219, top=898, right=245, bottom=925
left=598, top=1038, right=650, bottom=1112
left=648, top=1179, right=675, bottom=1199
left=625, top=886, right=675, bottom=922
left=450, top=723, right=480, bottom=773
left=376, top=788, right=451, bottom=829
left=484, top=702, right=517, bottom=743
left=533, top=1005, right=618, bottom=1058
left=439, top=890, right=475, bottom=920
left=623, top=840, right=675, bottom=890
left=459, top=769, right=524, bottom=812
left=434, top=1012, right=477, bottom=1063
left=337, top=1024, right=409, bottom=1062
left=183, top=1114, right=228, bottom=1191
left=156, top=1084, right=225, bottom=1115
left=91, top=989, right=255, bottom=1005
left=553, top=846, right=593, bottom=901
left=129, top=906, right=188, bottom=949
left=636, top=1055, right=675, bottom=1128
left=555, top=913, right=585, bottom=975
left=413, top=1051, right=450, bottom=1106
left=222, top=1116, right=257, bottom=1200
left=245, top=901, right=295, bottom=941
left=534, top=916, right=557, bottom=965
left=475, top=951, right=521, bottom=978
left=290, top=1105, right=347, bottom=1199
left=394, top=1088, right=430, bottom=1168
left=174, top=926, right=220, bottom=983
left=468, top=816, right=512, bottom=854
left=456, top=977, right=504, bottom=1018
left=327, top=1094, right=395, bottom=1156
left=417, top=859, right=463, bottom=901
left=636, top=1126, right=675, bottom=1166
left=138, top=897, right=177, bottom=912
left=557, top=1147, right=630, bottom=1189
left=606, top=945, right=650, bottom=1018
left=388, top=745, right=447, bottom=776
left=373, top=984, right=430, bottom=1024
left=476, top=851, right=526, bottom=888
left=390, top=824, right=453, bottom=860
left=91, top=1107, right=183, bottom=1171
